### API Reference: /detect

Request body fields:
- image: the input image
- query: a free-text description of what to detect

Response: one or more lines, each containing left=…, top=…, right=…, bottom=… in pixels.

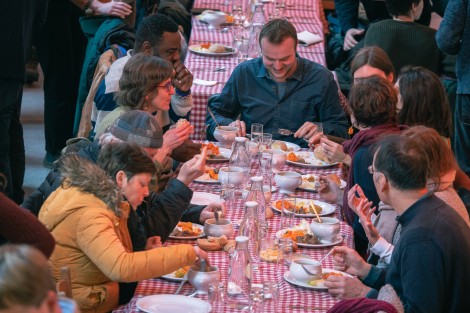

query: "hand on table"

left=172, top=60, right=193, bottom=93
left=324, top=275, right=371, bottom=299
left=331, top=246, right=371, bottom=279
left=228, top=120, right=246, bottom=137
left=90, top=0, right=132, bottom=18
left=145, top=236, right=163, bottom=250
left=199, top=201, right=226, bottom=224
left=343, top=28, right=364, bottom=51
left=177, top=146, right=208, bottom=185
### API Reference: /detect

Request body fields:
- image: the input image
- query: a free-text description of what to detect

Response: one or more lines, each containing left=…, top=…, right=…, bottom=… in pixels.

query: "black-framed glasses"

left=157, top=81, right=173, bottom=92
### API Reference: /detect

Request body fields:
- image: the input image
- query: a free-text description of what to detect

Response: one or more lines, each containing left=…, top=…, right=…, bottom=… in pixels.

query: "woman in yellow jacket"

left=39, top=142, right=208, bottom=312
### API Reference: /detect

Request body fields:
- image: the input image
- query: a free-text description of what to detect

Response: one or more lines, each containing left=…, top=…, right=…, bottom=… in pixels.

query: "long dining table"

left=186, top=0, right=327, bottom=140
left=113, top=147, right=354, bottom=313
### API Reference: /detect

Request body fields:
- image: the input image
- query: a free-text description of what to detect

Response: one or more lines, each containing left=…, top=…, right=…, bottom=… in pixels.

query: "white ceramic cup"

left=265, top=149, right=286, bottom=173
left=274, top=171, right=302, bottom=193
left=203, top=11, right=227, bottom=30
left=218, top=166, right=245, bottom=186
left=310, top=217, right=341, bottom=243
left=289, top=259, right=322, bottom=283
left=213, top=126, right=239, bottom=148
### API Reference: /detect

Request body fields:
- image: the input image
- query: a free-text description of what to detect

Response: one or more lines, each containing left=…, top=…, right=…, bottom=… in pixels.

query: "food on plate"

left=281, top=219, right=320, bottom=244
left=301, top=175, right=318, bottom=189
left=309, top=271, right=345, bottom=286
left=174, top=266, right=190, bottom=278
left=274, top=199, right=323, bottom=214
left=272, top=140, right=289, bottom=152
left=287, top=152, right=306, bottom=163
left=265, top=207, right=274, bottom=219
left=200, top=42, right=211, bottom=49
left=208, top=43, right=226, bottom=53
left=327, top=173, right=341, bottom=187
left=260, top=247, right=279, bottom=262
left=205, top=167, right=219, bottom=180
left=282, top=230, right=306, bottom=242
left=176, top=118, right=189, bottom=128
left=201, top=142, right=220, bottom=158
left=225, top=15, right=234, bottom=23
left=197, top=235, right=228, bottom=251
left=192, top=42, right=228, bottom=53
left=313, top=145, right=330, bottom=163
left=171, top=222, right=202, bottom=237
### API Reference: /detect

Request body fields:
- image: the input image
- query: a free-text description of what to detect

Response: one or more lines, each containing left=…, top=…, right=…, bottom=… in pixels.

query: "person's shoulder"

left=299, top=58, right=333, bottom=79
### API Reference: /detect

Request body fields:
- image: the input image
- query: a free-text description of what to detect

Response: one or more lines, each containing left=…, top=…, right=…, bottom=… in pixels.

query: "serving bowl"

left=218, top=166, right=245, bottom=186
left=289, top=259, right=322, bottom=283
left=187, top=265, right=220, bottom=294
left=274, top=171, right=302, bottom=193
left=204, top=218, right=234, bottom=237
left=310, top=217, right=340, bottom=243
left=213, top=126, right=239, bottom=148
left=203, top=11, right=227, bottom=30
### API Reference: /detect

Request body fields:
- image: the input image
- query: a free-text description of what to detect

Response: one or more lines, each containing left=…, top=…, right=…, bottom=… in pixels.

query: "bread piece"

left=327, top=173, right=341, bottom=187
left=272, top=141, right=288, bottom=151
left=176, top=118, right=188, bottom=128
left=313, top=145, right=330, bottom=163
left=223, top=240, right=237, bottom=253
left=208, top=44, right=226, bottom=53
left=196, top=235, right=228, bottom=251
left=265, top=207, right=274, bottom=219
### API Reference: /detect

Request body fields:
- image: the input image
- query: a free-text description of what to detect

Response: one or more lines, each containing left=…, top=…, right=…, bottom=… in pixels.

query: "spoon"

left=318, top=248, right=334, bottom=264
left=310, top=200, right=322, bottom=223
left=174, top=277, right=187, bottom=295
left=277, top=128, right=294, bottom=136
left=214, top=210, right=220, bottom=225
left=199, top=259, right=208, bottom=272
left=207, top=107, right=220, bottom=128
left=213, top=66, right=227, bottom=72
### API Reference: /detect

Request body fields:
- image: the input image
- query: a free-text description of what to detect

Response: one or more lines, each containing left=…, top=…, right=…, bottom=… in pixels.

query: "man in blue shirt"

left=206, top=19, right=349, bottom=148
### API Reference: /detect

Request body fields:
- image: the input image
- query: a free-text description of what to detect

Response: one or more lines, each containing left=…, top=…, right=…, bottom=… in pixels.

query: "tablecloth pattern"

left=186, top=0, right=326, bottom=140
left=113, top=150, right=353, bottom=313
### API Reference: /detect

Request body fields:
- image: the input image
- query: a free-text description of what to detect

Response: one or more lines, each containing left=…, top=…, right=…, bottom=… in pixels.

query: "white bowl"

left=242, top=185, right=272, bottom=203
left=213, top=126, right=239, bottom=148
left=265, top=149, right=286, bottom=172
left=204, top=218, right=234, bottom=237
left=203, top=11, right=227, bottom=30
left=289, top=259, right=322, bottom=283
left=310, top=217, right=340, bottom=243
left=218, top=166, right=245, bottom=186
left=274, top=171, right=301, bottom=194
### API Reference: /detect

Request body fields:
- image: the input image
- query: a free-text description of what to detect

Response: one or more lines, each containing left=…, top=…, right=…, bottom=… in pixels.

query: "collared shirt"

left=207, top=56, right=349, bottom=147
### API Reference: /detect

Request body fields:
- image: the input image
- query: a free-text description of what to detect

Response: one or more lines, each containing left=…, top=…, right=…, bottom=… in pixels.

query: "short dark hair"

left=385, top=0, right=421, bottom=16
left=397, top=66, right=452, bottom=138
left=134, top=13, right=179, bottom=53
left=348, top=76, right=398, bottom=127
left=259, top=18, right=297, bottom=50
left=351, top=46, right=395, bottom=80
left=373, top=134, right=429, bottom=190
left=97, top=142, right=156, bottom=181
left=115, top=53, right=173, bottom=109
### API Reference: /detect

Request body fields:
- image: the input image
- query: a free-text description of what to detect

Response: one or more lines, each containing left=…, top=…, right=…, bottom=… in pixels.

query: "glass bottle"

left=227, top=236, right=252, bottom=310
left=239, top=201, right=261, bottom=272
left=245, top=176, right=267, bottom=236
left=247, top=3, right=266, bottom=59
left=229, top=137, right=251, bottom=186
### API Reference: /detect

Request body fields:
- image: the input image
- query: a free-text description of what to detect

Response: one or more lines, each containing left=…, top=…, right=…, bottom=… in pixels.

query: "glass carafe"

left=227, top=236, right=252, bottom=310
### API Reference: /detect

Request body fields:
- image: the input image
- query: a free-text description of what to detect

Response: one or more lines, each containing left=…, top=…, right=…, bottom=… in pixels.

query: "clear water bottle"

left=229, top=137, right=251, bottom=185
left=227, top=236, right=252, bottom=310
left=247, top=3, right=266, bottom=58
left=245, top=176, right=267, bottom=235
left=239, top=201, right=260, bottom=272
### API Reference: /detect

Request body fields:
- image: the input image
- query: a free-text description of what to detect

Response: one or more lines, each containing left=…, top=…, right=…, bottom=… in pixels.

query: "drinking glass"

left=258, top=133, right=272, bottom=152
left=259, top=237, right=278, bottom=265
left=260, top=152, right=273, bottom=173
left=251, top=123, right=263, bottom=142
left=277, top=237, right=293, bottom=268
left=280, top=193, right=296, bottom=230
left=208, top=282, right=225, bottom=311
left=263, top=281, right=279, bottom=311
left=250, top=285, right=265, bottom=313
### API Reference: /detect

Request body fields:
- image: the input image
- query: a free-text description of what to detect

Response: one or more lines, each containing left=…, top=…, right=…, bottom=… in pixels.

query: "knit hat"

left=109, top=111, right=163, bottom=148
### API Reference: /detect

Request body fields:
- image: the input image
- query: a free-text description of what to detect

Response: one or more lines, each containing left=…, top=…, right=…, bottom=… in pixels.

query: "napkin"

left=297, top=31, right=323, bottom=46
left=194, top=78, right=218, bottom=86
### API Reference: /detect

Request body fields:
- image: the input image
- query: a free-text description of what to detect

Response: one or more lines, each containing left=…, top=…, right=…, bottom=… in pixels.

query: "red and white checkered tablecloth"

left=113, top=151, right=353, bottom=312
left=186, top=0, right=326, bottom=141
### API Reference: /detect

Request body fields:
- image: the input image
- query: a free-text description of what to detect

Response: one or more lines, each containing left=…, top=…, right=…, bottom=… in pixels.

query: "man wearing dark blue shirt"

left=206, top=19, right=349, bottom=148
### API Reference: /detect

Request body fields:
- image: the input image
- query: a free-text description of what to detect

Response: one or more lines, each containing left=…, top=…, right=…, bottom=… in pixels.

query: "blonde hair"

left=0, top=244, right=56, bottom=309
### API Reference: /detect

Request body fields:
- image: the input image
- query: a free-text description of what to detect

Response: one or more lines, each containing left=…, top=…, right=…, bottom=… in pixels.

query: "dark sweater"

left=0, top=193, right=55, bottom=258
left=436, top=0, right=470, bottom=94
left=364, top=194, right=470, bottom=313
left=364, top=20, right=455, bottom=75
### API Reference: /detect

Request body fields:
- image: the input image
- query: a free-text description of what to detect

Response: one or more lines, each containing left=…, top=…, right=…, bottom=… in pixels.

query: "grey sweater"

left=436, top=0, right=470, bottom=94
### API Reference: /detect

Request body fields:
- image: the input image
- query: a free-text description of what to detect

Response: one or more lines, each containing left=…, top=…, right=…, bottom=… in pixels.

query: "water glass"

left=259, top=238, right=278, bottom=264
left=220, top=183, right=235, bottom=211
left=251, top=123, right=263, bottom=142
left=263, top=281, right=279, bottom=310
left=280, top=193, right=296, bottom=230
left=260, top=152, right=273, bottom=173
left=258, top=133, right=272, bottom=152
left=250, top=285, right=265, bottom=312
left=208, top=282, right=225, bottom=311
left=277, top=237, right=293, bottom=268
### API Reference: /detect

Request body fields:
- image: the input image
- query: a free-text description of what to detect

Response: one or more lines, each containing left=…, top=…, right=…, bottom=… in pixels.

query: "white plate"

left=194, top=173, right=220, bottom=184
left=189, top=44, right=236, bottom=56
left=160, top=270, right=187, bottom=282
left=136, top=295, right=211, bottom=313
left=298, top=174, right=346, bottom=192
left=271, top=140, right=301, bottom=152
left=190, top=192, right=221, bottom=205
left=283, top=269, right=352, bottom=290
left=206, top=147, right=231, bottom=163
left=271, top=199, right=336, bottom=217
left=275, top=230, right=343, bottom=248
left=286, top=151, right=338, bottom=168
left=169, top=223, right=205, bottom=239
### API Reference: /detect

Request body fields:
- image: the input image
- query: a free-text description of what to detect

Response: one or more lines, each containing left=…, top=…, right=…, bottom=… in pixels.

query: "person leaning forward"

left=206, top=19, right=349, bottom=148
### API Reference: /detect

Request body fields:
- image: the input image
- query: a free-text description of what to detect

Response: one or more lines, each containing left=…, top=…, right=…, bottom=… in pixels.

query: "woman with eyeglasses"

left=94, top=53, right=194, bottom=190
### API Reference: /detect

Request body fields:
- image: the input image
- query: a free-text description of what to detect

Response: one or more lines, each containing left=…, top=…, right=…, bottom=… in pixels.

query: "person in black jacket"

left=22, top=110, right=224, bottom=251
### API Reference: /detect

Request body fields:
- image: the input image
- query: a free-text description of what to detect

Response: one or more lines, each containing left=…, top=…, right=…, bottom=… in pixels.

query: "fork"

left=277, top=128, right=310, bottom=143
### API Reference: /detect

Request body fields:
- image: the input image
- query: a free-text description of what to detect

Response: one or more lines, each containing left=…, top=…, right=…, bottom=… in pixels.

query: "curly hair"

left=259, top=18, right=297, bottom=49
left=351, top=46, right=395, bottom=81
left=134, top=13, right=179, bottom=53
left=115, top=53, right=173, bottom=109
left=397, top=66, right=452, bottom=138
left=348, top=76, right=398, bottom=127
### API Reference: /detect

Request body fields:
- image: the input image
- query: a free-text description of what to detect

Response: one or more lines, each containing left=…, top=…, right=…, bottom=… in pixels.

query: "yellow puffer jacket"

left=39, top=155, right=196, bottom=312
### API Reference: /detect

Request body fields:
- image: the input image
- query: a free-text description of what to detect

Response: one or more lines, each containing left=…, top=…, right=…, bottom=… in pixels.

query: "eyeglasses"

left=368, top=165, right=377, bottom=175
left=156, top=81, right=173, bottom=92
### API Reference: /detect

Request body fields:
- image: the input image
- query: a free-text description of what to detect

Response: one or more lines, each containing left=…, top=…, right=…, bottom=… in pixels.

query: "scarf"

left=328, top=298, right=398, bottom=313
left=341, top=124, right=403, bottom=225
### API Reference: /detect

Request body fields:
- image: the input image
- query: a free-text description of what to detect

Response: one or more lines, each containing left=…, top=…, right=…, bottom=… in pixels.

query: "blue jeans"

left=454, top=94, right=470, bottom=177
left=0, top=79, right=25, bottom=204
